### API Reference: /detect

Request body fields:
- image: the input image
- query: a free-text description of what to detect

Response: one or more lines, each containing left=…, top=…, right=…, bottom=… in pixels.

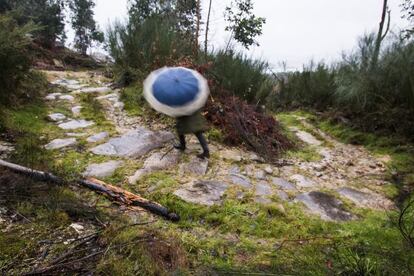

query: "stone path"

left=43, top=71, right=396, bottom=222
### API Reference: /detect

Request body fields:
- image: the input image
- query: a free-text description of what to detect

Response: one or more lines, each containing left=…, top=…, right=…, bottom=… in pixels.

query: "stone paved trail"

left=42, top=70, right=395, bottom=222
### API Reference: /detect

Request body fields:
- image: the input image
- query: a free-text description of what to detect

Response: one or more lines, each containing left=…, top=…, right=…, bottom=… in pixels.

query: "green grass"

left=120, top=83, right=146, bottom=117
left=79, top=93, right=116, bottom=134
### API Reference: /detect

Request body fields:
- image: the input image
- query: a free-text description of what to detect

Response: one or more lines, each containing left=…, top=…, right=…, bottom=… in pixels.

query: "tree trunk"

left=371, top=0, right=390, bottom=69
left=194, top=0, right=201, bottom=56
left=0, top=159, right=180, bottom=221
left=204, top=0, right=213, bottom=58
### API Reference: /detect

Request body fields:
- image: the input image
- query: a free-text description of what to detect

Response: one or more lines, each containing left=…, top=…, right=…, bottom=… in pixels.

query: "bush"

left=274, top=34, right=414, bottom=138
left=0, top=14, right=37, bottom=105
left=107, top=15, right=194, bottom=85
left=274, top=62, right=336, bottom=109
left=208, top=50, right=275, bottom=105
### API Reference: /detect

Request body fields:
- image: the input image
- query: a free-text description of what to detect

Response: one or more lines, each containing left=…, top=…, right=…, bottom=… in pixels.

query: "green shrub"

left=274, top=61, right=336, bottom=109
left=0, top=14, right=35, bottom=104
left=208, top=49, right=275, bottom=105
left=107, top=15, right=194, bottom=84
left=274, top=34, right=414, bottom=138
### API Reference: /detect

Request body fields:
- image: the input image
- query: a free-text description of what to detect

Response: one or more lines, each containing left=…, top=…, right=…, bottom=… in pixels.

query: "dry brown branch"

left=0, top=159, right=179, bottom=221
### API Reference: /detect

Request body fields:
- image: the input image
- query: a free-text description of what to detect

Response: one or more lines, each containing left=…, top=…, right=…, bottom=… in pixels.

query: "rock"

left=59, top=95, right=75, bottom=102
left=246, top=152, right=265, bottom=163
left=255, top=197, right=272, bottom=204
left=128, top=151, right=180, bottom=183
left=295, top=191, right=353, bottom=221
left=180, top=156, right=209, bottom=176
left=244, top=164, right=255, bottom=177
left=337, top=187, right=394, bottom=210
left=87, top=132, right=109, bottom=143
left=90, top=128, right=174, bottom=158
left=83, top=160, right=124, bottom=178
left=292, top=129, right=323, bottom=146
left=45, top=93, right=62, bottom=100
left=53, top=59, right=64, bottom=68
left=45, top=138, right=77, bottom=150
left=228, top=174, right=252, bottom=189
left=58, top=119, right=95, bottom=130
left=229, top=166, right=241, bottom=174
left=66, top=133, right=87, bottom=137
left=70, top=223, right=84, bottom=234
left=254, top=181, right=273, bottom=204
left=272, top=177, right=296, bottom=190
left=221, top=149, right=243, bottom=162
left=71, top=106, right=82, bottom=116
left=255, top=170, right=267, bottom=180
left=96, top=93, right=118, bottom=101
left=52, top=79, right=84, bottom=91
left=277, top=190, right=289, bottom=201
left=255, top=181, right=272, bottom=196
left=75, top=87, right=111, bottom=94
left=48, top=113, right=66, bottom=122
left=174, top=180, right=229, bottom=206
left=290, top=174, right=316, bottom=188
left=0, top=141, right=14, bottom=159
left=264, top=166, right=273, bottom=175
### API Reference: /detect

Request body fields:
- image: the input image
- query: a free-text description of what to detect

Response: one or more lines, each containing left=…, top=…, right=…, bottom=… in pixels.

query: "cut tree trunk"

left=0, top=159, right=179, bottom=221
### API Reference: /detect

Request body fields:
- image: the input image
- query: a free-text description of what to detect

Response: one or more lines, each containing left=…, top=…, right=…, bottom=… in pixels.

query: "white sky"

left=87, top=0, right=409, bottom=71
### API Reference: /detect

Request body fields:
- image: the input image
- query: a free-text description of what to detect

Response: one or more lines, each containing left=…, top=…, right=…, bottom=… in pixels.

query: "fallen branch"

left=0, top=159, right=179, bottom=221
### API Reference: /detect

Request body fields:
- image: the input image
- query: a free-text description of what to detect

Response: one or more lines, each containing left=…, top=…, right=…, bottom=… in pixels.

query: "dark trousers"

left=178, top=132, right=209, bottom=154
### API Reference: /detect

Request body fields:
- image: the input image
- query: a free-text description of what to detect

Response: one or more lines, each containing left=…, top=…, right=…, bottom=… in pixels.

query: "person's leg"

left=174, top=134, right=186, bottom=151
left=195, top=132, right=210, bottom=159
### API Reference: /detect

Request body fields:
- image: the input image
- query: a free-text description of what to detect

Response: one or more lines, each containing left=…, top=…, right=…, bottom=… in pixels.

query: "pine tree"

left=69, top=0, right=103, bottom=55
left=0, top=0, right=66, bottom=48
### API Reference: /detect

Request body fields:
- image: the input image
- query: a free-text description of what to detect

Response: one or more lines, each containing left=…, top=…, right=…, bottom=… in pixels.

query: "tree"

left=224, top=0, right=266, bottom=50
left=69, top=0, right=104, bottom=55
left=371, top=0, right=390, bottom=69
left=0, top=0, right=66, bottom=48
left=204, top=0, right=212, bottom=56
left=401, top=0, right=414, bottom=39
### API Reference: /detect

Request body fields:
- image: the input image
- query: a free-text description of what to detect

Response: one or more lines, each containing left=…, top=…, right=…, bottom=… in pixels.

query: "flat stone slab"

left=277, top=190, right=289, bottom=201
left=52, top=79, right=85, bottom=91
left=337, top=187, right=394, bottom=210
left=59, top=95, right=75, bottom=102
left=66, top=133, right=87, bottom=137
left=83, top=160, right=124, bottom=178
left=180, top=156, right=209, bottom=176
left=255, top=181, right=273, bottom=204
left=58, top=119, right=95, bottom=130
left=128, top=151, right=180, bottom=184
left=290, top=128, right=322, bottom=146
left=48, top=113, right=66, bottom=122
left=272, top=177, right=296, bottom=190
left=75, top=87, right=111, bottom=94
left=255, top=181, right=272, bottom=196
left=87, top=132, right=109, bottom=143
left=174, top=181, right=229, bottom=206
left=52, top=78, right=80, bottom=86
left=45, top=93, right=62, bottom=100
left=295, top=191, right=353, bottom=221
left=228, top=174, right=252, bottom=189
left=220, top=149, right=243, bottom=162
left=91, top=128, right=174, bottom=158
left=45, top=138, right=77, bottom=150
left=72, top=106, right=82, bottom=116
left=290, top=174, right=317, bottom=188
